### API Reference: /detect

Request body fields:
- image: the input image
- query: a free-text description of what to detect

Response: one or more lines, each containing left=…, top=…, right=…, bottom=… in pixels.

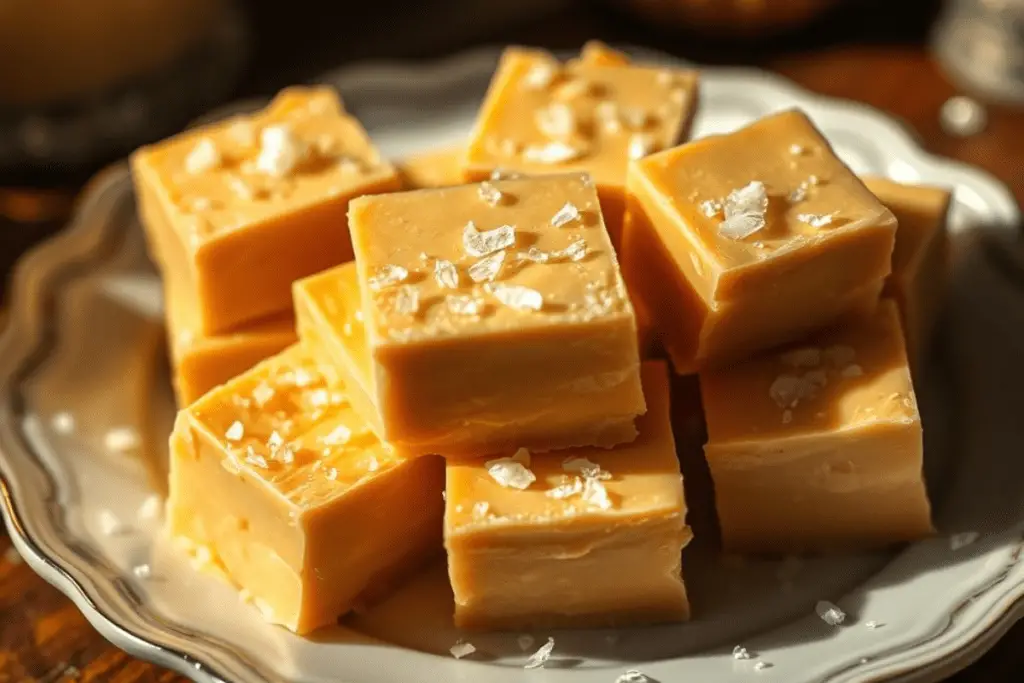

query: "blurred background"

left=0, top=0, right=1022, bottom=294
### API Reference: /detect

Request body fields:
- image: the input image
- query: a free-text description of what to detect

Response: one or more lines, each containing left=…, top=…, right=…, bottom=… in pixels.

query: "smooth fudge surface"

left=445, top=361, right=690, bottom=630
left=397, top=146, right=466, bottom=189
left=622, top=109, right=898, bottom=372
left=863, top=176, right=951, bottom=368
left=700, top=300, right=933, bottom=553
left=167, top=344, right=444, bottom=634
left=298, top=172, right=646, bottom=458
left=132, top=86, right=400, bottom=334
left=463, top=46, right=699, bottom=247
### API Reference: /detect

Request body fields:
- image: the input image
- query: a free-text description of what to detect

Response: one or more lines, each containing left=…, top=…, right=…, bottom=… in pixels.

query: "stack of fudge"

left=131, top=41, right=948, bottom=636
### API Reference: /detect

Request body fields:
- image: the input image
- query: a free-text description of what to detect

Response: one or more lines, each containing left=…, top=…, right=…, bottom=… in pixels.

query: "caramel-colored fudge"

left=132, top=86, right=400, bottom=334
left=700, top=300, right=933, bottom=553
left=623, top=109, right=898, bottom=373
left=463, top=46, right=699, bottom=249
left=295, top=173, right=646, bottom=458
left=445, top=361, right=690, bottom=630
left=397, top=146, right=465, bottom=189
left=167, top=344, right=444, bottom=634
left=166, top=277, right=295, bottom=405
left=863, top=176, right=951, bottom=368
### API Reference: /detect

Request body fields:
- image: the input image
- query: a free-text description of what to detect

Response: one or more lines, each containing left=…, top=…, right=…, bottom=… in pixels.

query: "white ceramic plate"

left=1, top=47, right=1023, bottom=683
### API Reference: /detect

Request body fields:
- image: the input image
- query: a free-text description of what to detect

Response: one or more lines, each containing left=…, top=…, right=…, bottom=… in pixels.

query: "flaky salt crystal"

left=485, top=455, right=536, bottom=490
left=950, top=531, right=979, bottom=550
left=524, top=637, right=555, bottom=669
left=789, top=185, right=808, bottom=203
left=185, top=138, right=221, bottom=174
left=754, top=661, right=772, bottom=671
left=326, top=467, right=339, bottom=481
left=450, top=641, right=476, bottom=659
left=97, top=509, right=124, bottom=536
left=322, top=425, right=352, bottom=446
left=797, top=213, right=834, bottom=228
left=477, top=182, right=504, bottom=206
left=841, top=364, right=864, bottom=378
left=256, top=124, right=305, bottom=177
left=865, top=620, right=884, bottom=629
left=137, top=495, right=162, bottom=523
left=225, top=421, right=245, bottom=442
left=719, top=181, right=768, bottom=240
left=628, top=134, right=655, bottom=160
left=616, top=671, right=650, bottom=683
left=51, top=411, right=75, bottom=434
left=733, top=645, right=752, bottom=660
left=393, top=285, right=420, bottom=315
left=522, top=62, right=557, bottom=90
left=700, top=199, right=722, bottom=218
left=227, top=121, right=256, bottom=148
left=368, top=264, right=409, bottom=290
left=252, top=382, right=275, bottom=406
left=105, top=427, right=140, bottom=453
left=245, top=448, right=268, bottom=469
left=488, top=284, right=543, bottom=312
left=595, top=100, right=621, bottom=132
left=132, top=564, right=152, bottom=579
left=446, top=294, right=484, bottom=317
left=518, top=247, right=551, bottom=264
left=781, top=347, right=821, bottom=368
left=559, top=239, right=588, bottom=262
left=546, top=479, right=583, bottom=499
left=490, top=168, right=521, bottom=181
left=550, top=201, right=581, bottom=228
left=366, top=456, right=379, bottom=472
left=563, top=456, right=610, bottom=480
left=517, top=634, right=535, bottom=651
left=535, top=103, right=576, bottom=139
left=816, top=600, right=846, bottom=626
left=267, top=430, right=284, bottom=451
left=472, top=501, right=490, bottom=518
left=581, top=478, right=612, bottom=509
left=523, top=141, right=585, bottom=165
left=790, top=143, right=806, bottom=155
left=463, top=221, right=516, bottom=257
left=468, top=251, right=506, bottom=283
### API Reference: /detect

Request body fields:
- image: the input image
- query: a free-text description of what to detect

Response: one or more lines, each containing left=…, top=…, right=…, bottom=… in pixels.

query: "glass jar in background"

left=932, top=0, right=1024, bottom=104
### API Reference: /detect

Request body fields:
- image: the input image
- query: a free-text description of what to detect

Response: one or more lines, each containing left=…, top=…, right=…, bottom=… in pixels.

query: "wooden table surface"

left=1, top=2, right=1022, bottom=681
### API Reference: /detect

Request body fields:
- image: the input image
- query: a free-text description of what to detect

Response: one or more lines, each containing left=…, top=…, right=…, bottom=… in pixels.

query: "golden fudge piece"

left=863, top=176, right=951, bottom=368
left=445, top=361, right=690, bottom=630
left=295, top=173, right=646, bottom=458
left=132, top=86, right=400, bottom=335
left=623, top=109, right=897, bottom=373
left=700, top=300, right=933, bottom=553
left=397, top=146, right=466, bottom=189
left=165, top=277, right=295, bottom=405
left=167, top=344, right=444, bottom=634
left=463, top=46, right=699, bottom=249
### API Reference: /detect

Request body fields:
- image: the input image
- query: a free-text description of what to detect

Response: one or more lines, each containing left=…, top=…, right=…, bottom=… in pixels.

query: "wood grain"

left=1, top=4, right=1022, bottom=682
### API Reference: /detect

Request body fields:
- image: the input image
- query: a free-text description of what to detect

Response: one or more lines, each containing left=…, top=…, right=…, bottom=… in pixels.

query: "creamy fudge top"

left=701, top=300, right=918, bottom=444
left=183, top=344, right=401, bottom=510
left=634, top=109, right=897, bottom=273
left=348, top=172, right=634, bottom=345
left=862, top=175, right=952, bottom=279
left=464, top=47, right=698, bottom=186
left=445, top=362, right=684, bottom=536
left=133, top=86, right=396, bottom=250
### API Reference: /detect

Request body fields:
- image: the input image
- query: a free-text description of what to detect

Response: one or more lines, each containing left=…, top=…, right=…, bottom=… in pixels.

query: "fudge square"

left=396, top=146, right=466, bottom=189
left=463, top=45, right=699, bottom=248
left=700, top=300, right=934, bottom=554
left=622, top=109, right=898, bottom=373
left=300, top=172, right=646, bottom=458
left=167, top=344, right=444, bottom=634
left=445, top=361, right=691, bottom=630
left=132, top=85, right=400, bottom=335
left=863, top=176, right=952, bottom=369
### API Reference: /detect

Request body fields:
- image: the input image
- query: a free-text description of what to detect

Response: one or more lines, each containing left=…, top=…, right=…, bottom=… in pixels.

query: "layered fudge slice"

left=863, top=176, right=952, bottom=369
left=167, top=344, right=444, bottom=634
left=294, top=172, right=646, bottom=458
left=132, top=85, right=400, bottom=334
left=463, top=45, right=699, bottom=248
left=445, top=361, right=691, bottom=630
left=700, top=300, right=934, bottom=553
left=622, top=109, right=898, bottom=372
left=165, top=274, right=295, bottom=405
left=397, top=146, right=466, bottom=189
